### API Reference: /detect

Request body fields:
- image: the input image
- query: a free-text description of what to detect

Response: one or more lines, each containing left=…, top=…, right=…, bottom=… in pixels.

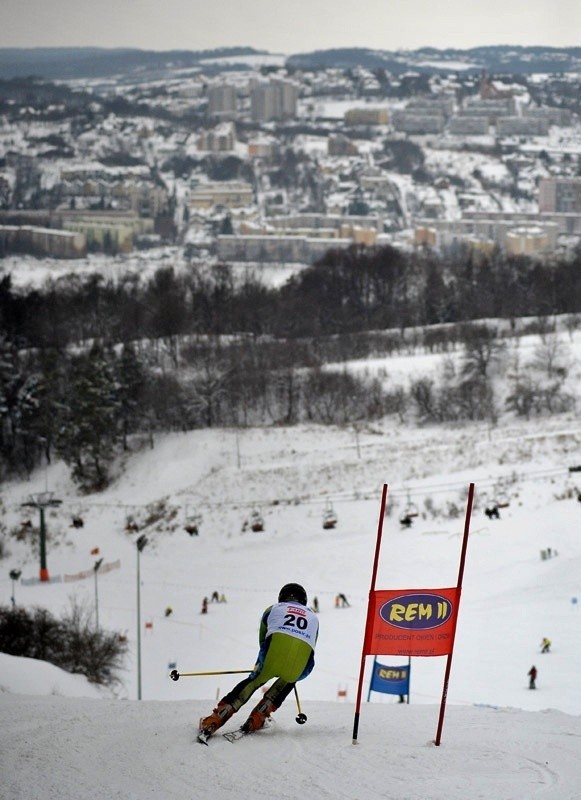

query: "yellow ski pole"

left=170, top=669, right=249, bottom=681
left=294, top=685, right=307, bottom=724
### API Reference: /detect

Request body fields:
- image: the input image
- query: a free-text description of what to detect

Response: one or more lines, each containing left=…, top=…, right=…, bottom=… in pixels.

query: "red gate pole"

left=434, top=482, right=475, bottom=746
left=352, top=483, right=389, bottom=744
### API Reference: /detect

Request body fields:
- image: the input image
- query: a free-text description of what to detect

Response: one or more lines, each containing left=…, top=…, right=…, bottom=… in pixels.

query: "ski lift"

left=125, top=517, right=139, bottom=533
left=184, top=510, right=202, bottom=536
left=322, top=501, right=338, bottom=530
left=250, top=509, right=264, bottom=532
left=495, top=491, right=510, bottom=509
left=403, top=493, right=419, bottom=519
left=400, top=492, right=419, bottom=526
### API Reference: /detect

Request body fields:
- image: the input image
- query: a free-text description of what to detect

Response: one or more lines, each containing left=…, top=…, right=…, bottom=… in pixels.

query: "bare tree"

left=532, top=333, right=570, bottom=380
left=460, top=323, right=504, bottom=379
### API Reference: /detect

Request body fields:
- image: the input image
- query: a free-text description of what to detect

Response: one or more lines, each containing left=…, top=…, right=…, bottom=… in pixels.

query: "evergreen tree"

left=0, top=336, right=42, bottom=477
left=56, top=343, right=121, bottom=491
left=33, top=348, right=71, bottom=467
left=116, top=342, right=148, bottom=450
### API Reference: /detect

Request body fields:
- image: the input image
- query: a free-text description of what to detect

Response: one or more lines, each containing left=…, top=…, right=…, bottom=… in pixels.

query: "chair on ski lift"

left=250, top=509, right=264, bottom=532
left=400, top=494, right=419, bottom=527
left=184, top=513, right=202, bottom=536
left=404, top=501, right=419, bottom=518
left=495, top=492, right=510, bottom=509
left=322, top=502, right=338, bottom=530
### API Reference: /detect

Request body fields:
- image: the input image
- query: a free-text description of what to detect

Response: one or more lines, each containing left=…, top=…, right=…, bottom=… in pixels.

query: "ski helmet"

left=278, top=583, right=307, bottom=606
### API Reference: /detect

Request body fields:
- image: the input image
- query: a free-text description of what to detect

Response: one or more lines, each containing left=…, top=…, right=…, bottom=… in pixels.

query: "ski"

left=223, top=728, right=248, bottom=742
left=223, top=719, right=272, bottom=743
left=197, top=727, right=246, bottom=744
left=198, top=717, right=272, bottom=745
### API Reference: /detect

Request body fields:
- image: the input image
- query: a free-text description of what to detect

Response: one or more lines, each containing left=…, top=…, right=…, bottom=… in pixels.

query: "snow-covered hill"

left=1, top=333, right=581, bottom=798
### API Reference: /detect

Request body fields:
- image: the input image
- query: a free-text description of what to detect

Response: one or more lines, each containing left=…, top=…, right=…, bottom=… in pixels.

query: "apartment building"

left=344, top=108, right=389, bottom=126
left=197, top=122, right=236, bottom=153
left=466, top=96, right=516, bottom=114
left=189, top=181, right=254, bottom=210
left=415, top=216, right=559, bottom=254
left=392, top=112, right=445, bottom=134
left=497, top=117, right=549, bottom=137
left=250, top=79, right=298, bottom=122
left=464, top=209, right=581, bottom=237
left=539, top=177, right=581, bottom=214
left=216, top=233, right=352, bottom=264
left=505, top=226, right=552, bottom=256
left=207, top=84, right=237, bottom=120
left=60, top=211, right=154, bottom=253
left=267, top=212, right=384, bottom=233
left=0, top=224, right=87, bottom=258
left=448, top=116, right=490, bottom=136
left=407, top=95, right=455, bottom=117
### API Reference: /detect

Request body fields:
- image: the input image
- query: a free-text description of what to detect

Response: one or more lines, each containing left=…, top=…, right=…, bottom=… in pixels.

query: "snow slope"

left=1, top=342, right=581, bottom=797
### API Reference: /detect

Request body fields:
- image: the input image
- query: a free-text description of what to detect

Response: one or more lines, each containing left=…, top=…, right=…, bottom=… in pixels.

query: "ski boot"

left=199, top=701, right=234, bottom=741
left=241, top=698, right=276, bottom=733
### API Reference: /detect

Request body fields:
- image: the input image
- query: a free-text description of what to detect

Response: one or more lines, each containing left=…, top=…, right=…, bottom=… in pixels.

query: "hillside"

left=2, top=44, right=581, bottom=79
left=1, top=330, right=581, bottom=798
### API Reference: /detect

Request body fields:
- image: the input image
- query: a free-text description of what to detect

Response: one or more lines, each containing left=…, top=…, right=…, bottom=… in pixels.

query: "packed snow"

left=2, top=336, right=581, bottom=798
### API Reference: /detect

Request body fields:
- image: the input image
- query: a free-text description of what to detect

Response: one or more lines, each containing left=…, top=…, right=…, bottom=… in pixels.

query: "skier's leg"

left=264, top=677, right=295, bottom=709
left=199, top=671, right=271, bottom=735
left=222, top=670, right=272, bottom=710
left=240, top=678, right=297, bottom=732
left=199, top=641, right=277, bottom=736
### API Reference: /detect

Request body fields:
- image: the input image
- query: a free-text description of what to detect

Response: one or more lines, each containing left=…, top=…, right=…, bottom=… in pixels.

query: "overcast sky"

left=1, top=0, right=580, bottom=53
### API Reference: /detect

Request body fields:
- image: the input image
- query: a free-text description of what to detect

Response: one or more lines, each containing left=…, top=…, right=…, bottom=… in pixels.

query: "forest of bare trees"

left=1, top=242, right=579, bottom=489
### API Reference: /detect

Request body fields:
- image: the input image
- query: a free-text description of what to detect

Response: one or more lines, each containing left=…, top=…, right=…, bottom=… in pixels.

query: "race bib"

left=266, top=601, right=319, bottom=648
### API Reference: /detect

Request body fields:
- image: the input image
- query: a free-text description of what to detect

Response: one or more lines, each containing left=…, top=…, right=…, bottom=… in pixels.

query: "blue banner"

left=369, top=659, right=410, bottom=697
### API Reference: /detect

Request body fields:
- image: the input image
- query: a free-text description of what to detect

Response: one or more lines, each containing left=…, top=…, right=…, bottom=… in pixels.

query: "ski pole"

left=294, top=685, right=307, bottom=724
left=170, top=669, right=250, bottom=681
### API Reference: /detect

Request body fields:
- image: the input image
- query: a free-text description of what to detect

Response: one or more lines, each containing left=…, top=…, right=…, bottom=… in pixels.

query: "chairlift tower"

left=135, top=534, right=148, bottom=700
left=21, top=491, right=62, bottom=582
left=9, top=568, right=22, bottom=606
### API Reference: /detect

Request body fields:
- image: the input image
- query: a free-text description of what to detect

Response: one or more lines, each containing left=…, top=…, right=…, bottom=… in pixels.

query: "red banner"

left=363, top=587, right=460, bottom=657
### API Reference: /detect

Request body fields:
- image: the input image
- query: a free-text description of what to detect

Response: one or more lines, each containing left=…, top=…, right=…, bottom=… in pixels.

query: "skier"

left=528, top=665, right=537, bottom=689
left=198, top=583, right=318, bottom=740
left=541, top=637, right=551, bottom=653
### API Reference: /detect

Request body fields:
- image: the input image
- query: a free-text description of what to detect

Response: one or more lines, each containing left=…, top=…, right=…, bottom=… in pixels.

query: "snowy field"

left=1, top=330, right=581, bottom=798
